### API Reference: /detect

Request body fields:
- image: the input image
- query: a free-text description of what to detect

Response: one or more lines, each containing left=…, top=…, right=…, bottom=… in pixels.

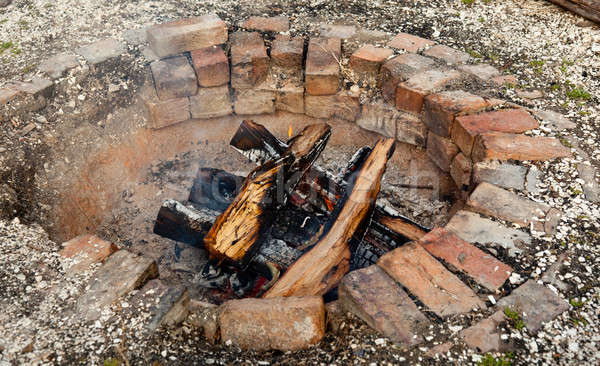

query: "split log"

left=375, top=210, right=427, bottom=241
left=547, top=0, right=600, bottom=24
left=263, top=138, right=396, bottom=298
left=204, top=124, right=331, bottom=267
left=153, top=199, right=217, bottom=246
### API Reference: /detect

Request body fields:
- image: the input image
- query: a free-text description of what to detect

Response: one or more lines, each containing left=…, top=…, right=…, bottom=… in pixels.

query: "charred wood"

left=153, top=199, right=218, bottom=246
left=188, top=168, right=244, bottom=212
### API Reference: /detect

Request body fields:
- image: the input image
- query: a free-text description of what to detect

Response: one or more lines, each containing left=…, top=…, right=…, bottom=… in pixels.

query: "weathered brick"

left=423, top=45, right=470, bottom=65
left=491, top=74, right=518, bottom=87
left=532, top=109, right=576, bottom=131
left=147, top=15, right=228, bottom=58
left=275, top=82, right=304, bottom=114
left=319, top=24, right=357, bottom=39
left=423, top=90, right=488, bottom=137
left=472, top=160, right=528, bottom=191
left=467, top=182, right=550, bottom=231
left=187, top=300, right=219, bottom=343
left=150, top=56, right=198, bottom=100
left=458, top=63, right=500, bottom=81
left=189, top=85, right=232, bottom=119
left=349, top=45, right=394, bottom=78
left=241, top=16, right=289, bottom=32
left=427, top=132, right=459, bottom=173
left=234, top=89, right=275, bottom=115
left=219, top=296, right=325, bottom=351
left=0, top=87, right=22, bottom=105
left=497, top=280, right=569, bottom=333
left=378, top=242, right=485, bottom=317
left=471, top=132, right=571, bottom=162
left=450, top=152, right=472, bottom=190
left=305, top=92, right=360, bottom=121
left=144, top=90, right=190, bottom=129
left=356, top=101, right=397, bottom=138
left=230, top=31, right=269, bottom=89
left=39, top=53, right=80, bottom=79
left=387, top=32, right=434, bottom=53
left=379, top=53, right=435, bottom=103
left=445, top=210, right=532, bottom=257
left=60, top=234, right=119, bottom=275
left=305, top=38, right=341, bottom=95
left=577, top=163, right=600, bottom=203
left=420, top=228, right=512, bottom=291
left=77, top=38, right=125, bottom=65
left=338, top=265, right=430, bottom=346
left=271, top=35, right=304, bottom=71
left=460, top=311, right=514, bottom=352
left=396, top=69, right=462, bottom=114
left=9, top=77, right=53, bottom=97
left=190, top=46, right=230, bottom=87
left=452, top=109, right=540, bottom=157
left=130, top=279, right=190, bottom=332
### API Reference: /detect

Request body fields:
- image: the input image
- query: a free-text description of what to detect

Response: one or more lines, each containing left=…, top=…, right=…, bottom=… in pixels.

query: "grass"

left=466, top=48, right=483, bottom=58
left=566, top=87, right=592, bottom=101
left=570, top=298, right=585, bottom=308
left=0, top=41, right=12, bottom=54
left=558, top=136, right=573, bottom=148
left=478, top=353, right=513, bottom=366
left=462, top=0, right=476, bottom=5
left=504, top=307, right=525, bottom=331
left=529, top=60, right=545, bottom=74
left=104, top=359, right=120, bottom=366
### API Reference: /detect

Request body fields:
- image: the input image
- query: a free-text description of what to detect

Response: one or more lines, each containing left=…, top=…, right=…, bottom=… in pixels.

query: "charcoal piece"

left=153, top=199, right=218, bottom=246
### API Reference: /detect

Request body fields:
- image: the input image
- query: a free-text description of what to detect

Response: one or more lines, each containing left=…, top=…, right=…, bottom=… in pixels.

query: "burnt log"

left=189, top=168, right=244, bottom=212
left=204, top=124, right=331, bottom=267
left=264, top=138, right=396, bottom=298
left=153, top=199, right=218, bottom=246
left=547, top=0, right=600, bottom=24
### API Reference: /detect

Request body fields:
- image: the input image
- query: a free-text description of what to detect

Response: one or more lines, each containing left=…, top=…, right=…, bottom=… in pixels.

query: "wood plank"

left=547, top=0, right=600, bottom=24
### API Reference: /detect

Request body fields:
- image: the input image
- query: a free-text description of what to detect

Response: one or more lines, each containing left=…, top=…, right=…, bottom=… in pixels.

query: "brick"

left=275, top=81, right=304, bottom=114
left=150, top=56, right=198, bottom=100
left=423, top=90, right=488, bottom=137
left=452, top=109, right=540, bottom=157
left=319, top=24, right=357, bottom=39
left=472, top=160, right=528, bottom=191
left=129, top=279, right=190, bottom=332
left=10, top=77, right=53, bottom=97
left=39, top=53, right=80, bottom=79
left=77, top=38, right=125, bottom=65
left=356, top=101, right=397, bottom=138
left=349, top=45, right=394, bottom=78
left=387, top=32, right=434, bottom=53
left=379, top=53, right=435, bottom=103
left=338, top=265, right=430, bottom=346
left=460, top=311, right=514, bottom=352
left=305, top=38, right=341, bottom=95
left=189, top=85, right=232, bottom=119
left=188, top=300, right=219, bottom=343
left=234, top=89, right=275, bottom=115
left=396, top=69, right=462, bottom=114
left=450, top=152, right=472, bottom=190
left=427, top=132, right=459, bottom=173
left=525, top=166, right=540, bottom=193
left=147, top=15, right=228, bottom=58
left=378, top=242, right=485, bottom=317
left=271, top=35, right=304, bottom=71
left=75, top=250, right=158, bottom=321
left=420, top=228, right=512, bottom=291
left=144, top=91, right=190, bottom=129
left=532, top=109, right=577, bottom=131
left=0, top=87, right=22, bottom=105
left=219, top=296, right=325, bottom=351
left=467, top=182, right=550, bottom=230
left=472, top=132, right=571, bottom=162
left=497, top=280, right=569, bottom=333
left=445, top=210, right=532, bottom=257
left=423, top=45, right=470, bottom=65
left=241, top=16, right=289, bottom=32
left=230, top=32, right=269, bottom=89
left=305, top=92, right=360, bottom=121
left=458, top=63, right=500, bottom=81
left=60, top=234, right=119, bottom=275
left=190, top=46, right=229, bottom=87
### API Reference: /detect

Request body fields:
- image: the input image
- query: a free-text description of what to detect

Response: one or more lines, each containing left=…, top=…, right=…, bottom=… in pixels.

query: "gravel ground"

left=1, top=0, right=600, bottom=365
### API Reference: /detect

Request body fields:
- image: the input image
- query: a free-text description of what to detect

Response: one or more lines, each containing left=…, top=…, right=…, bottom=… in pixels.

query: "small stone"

left=533, top=109, right=576, bottom=131
left=460, top=311, right=513, bottom=352
left=491, top=74, right=518, bottom=86
left=387, top=32, right=435, bottom=53
left=577, top=163, right=600, bottom=203
left=319, top=24, right=357, bottom=39
left=517, top=90, right=544, bottom=99
left=458, top=64, right=500, bottom=81
left=76, top=38, right=125, bottom=65
left=130, top=279, right=190, bottom=332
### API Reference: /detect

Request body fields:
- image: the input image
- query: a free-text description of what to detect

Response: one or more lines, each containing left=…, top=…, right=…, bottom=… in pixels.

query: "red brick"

left=419, top=228, right=512, bottom=291
left=147, top=15, right=228, bottom=58
left=189, top=85, right=232, bottom=119
left=234, top=89, right=275, bottom=115
left=150, top=56, right=198, bottom=100
left=271, top=35, right=304, bottom=71
left=305, top=38, right=341, bottom=95
left=319, top=24, right=357, bottom=39
left=379, top=53, right=435, bottom=103
left=387, top=32, right=435, bottom=53
left=423, top=45, right=470, bottom=65
left=427, top=132, right=459, bottom=173
left=460, top=311, right=513, bottom=352
left=471, top=132, right=571, bottom=163
left=144, top=90, right=190, bottom=129
left=452, top=109, right=540, bottom=157
left=396, top=69, right=462, bottom=114
left=349, top=45, right=394, bottom=78
left=423, top=90, right=488, bottom=137
left=305, top=92, right=360, bottom=121
left=257, top=76, right=304, bottom=114
left=230, top=31, right=269, bottom=89
left=190, top=46, right=229, bottom=87
left=450, top=152, right=472, bottom=190
left=60, top=234, right=119, bottom=274
left=378, top=242, right=485, bottom=317
left=241, top=16, right=289, bottom=32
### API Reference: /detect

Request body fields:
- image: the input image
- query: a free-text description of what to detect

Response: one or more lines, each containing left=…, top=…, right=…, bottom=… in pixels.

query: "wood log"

left=204, top=124, right=331, bottom=267
left=547, top=0, right=600, bottom=24
left=376, top=213, right=427, bottom=241
left=153, top=199, right=217, bottom=246
left=263, top=138, right=396, bottom=298
left=188, top=168, right=244, bottom=212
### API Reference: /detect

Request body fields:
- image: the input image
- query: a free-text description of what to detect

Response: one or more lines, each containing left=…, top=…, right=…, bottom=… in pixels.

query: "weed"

left=570, top=298, right=584, bottom=307
left=462, top=0, right=476, bottom=5
left=22, top=63, right=36, bottom=74
left=466, top=48, right=483, bottom=58
left=0, top=19, right=7, bottom=24
left=504, top=307, right=525, bottom=331
left=558, top=137, right=573, bottom=148
left=570, top=316, right=589, bottom=327
left=569, top=187, right=583, bottom=196
left=566, top=87, right=592, bottom=101
left=479, top=353, right=513, bottom=366
left=478, top=16, right=485, bottom=23
left=104, top=359, right=120, bottom=366
left=488, top=52, right=499, bottom=61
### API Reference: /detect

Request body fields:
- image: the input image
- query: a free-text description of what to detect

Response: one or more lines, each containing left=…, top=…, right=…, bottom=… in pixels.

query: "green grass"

left=466, top=48, right=483, bottom=58
left=504, top=307, right=525, bottom=331
left=462, top=0, right=476, bottom=5
left=566, top=87, right=592, bottom=101
left=570, top=298, right=585, bottom=308
left=103, top=359, right=120, bottom=366
left=558, top=136, right=573, bottom=148
left=478, top=353, right=513, bottom=366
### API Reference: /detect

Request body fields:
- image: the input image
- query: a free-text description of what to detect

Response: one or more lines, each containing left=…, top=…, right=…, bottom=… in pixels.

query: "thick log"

left=153, top=199, right=218, bottom=246
left=547, top=0, right=600, bottom=24
left=204, top=124, right=331, bottom=267
left=264, top=138, right=396, bottom=298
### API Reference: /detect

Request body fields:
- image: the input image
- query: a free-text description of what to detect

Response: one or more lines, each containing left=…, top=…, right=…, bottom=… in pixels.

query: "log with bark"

left=263, top=138, right=396, bottom=298
left=203, top=123, right=331, bottom=267
left=547, top=0, right=600, bottom=24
